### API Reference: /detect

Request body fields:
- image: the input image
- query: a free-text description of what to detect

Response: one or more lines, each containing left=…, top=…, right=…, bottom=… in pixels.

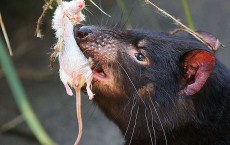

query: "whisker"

left=150, top=97, right=168, bottom=145
left=145, top=108, right=154, bottom=145
left=83, top=8, right=94, bottom=16
left=148, top=103, right=157, bottom=145
left=84, top=13, right=92, bottom=25
left=128, top=105, right=139, bottom=145
left=99, top=0, right=104, bottom=27
left=145, top=89, right=157, bottom=145
left=113, top=101, right=134, bottom=125
left=83, top=103, right=97, bottom=129
left=158, top=87, right=176, bottom=106
left=113, top=12, right=124, bottom=29
left=104, top=15, right=110, bottom=26
left=124, top=99, right=137, bottom=137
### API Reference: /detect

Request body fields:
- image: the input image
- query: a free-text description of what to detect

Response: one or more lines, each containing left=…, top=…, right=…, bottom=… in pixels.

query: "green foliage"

left=181, top=0, right=195, bottom=30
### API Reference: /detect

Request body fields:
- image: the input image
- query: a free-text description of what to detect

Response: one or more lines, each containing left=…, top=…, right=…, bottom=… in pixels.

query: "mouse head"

left=64, top=0, right=85, bottom=13
left=63, top=0, right=85, bottom=24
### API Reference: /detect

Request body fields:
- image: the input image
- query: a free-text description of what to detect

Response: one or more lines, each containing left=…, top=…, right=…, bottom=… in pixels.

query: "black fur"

left=75, top=26, right=230, bottom=145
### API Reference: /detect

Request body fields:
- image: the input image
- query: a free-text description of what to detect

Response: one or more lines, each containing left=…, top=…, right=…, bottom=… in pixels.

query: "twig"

left=89, top=0, right=111, bottom=17
left=0, top=115, right=24, bottom=134
left=171, top=28, right=225, bottom=52
left=56, top=0, right=61, bottom=5
left=35, top=0, right=54, bottom=38
left=36, top=0, right=110, bottom=38
left=144, top=0, right=221, bottom=51
left=0, top=12, right=13, bottom=56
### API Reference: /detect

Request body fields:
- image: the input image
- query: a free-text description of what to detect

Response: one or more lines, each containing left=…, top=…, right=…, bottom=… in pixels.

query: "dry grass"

left=144, top=0, right=223, bottom=52
left=0, top=12, right=13, bottom=56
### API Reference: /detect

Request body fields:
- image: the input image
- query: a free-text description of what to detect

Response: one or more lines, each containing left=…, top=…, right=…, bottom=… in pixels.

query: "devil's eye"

left=135, top=53, right=145, bottom=61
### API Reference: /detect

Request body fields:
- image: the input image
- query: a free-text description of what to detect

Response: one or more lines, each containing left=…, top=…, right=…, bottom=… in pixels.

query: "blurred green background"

left=0, top=0, right=230, bottom=145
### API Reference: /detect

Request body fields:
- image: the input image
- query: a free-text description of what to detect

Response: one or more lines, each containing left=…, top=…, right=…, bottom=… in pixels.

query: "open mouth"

left=77, top=41, right=110, bottom=82
left=91, top=60, right=110, bottom=81
left=74, top=25, right=111, bottom=82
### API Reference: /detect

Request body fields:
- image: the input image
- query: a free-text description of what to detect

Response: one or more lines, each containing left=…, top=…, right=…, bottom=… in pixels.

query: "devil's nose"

left=74, top=25, right=92, bottom=40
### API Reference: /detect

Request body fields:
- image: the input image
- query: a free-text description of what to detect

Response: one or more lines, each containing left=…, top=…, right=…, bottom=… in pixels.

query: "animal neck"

left=192, top=62, right=230, bottom=123
left=166, top=62, right=230, bottom=145
left=94, top=62, right=230, bottom=145
left=62, top=17, right=74, bottom=41
left=94, top=94, right=132, bottom=132
left=59, top=17, right=79, bottom=54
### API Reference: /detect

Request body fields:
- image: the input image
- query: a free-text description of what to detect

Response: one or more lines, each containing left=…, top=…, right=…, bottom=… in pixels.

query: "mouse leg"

left=63, top=83, right=73, bottom=96
left=59, top=67, right=73, bottom=96
left=86, top=75, right=94, bottom=100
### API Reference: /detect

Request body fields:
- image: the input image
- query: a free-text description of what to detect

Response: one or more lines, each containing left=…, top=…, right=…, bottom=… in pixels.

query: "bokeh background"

left=0, top=0, right=230, bottom=145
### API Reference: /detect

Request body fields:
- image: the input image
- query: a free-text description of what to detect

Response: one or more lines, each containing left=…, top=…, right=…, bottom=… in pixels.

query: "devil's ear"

left=179, top=50, right=215, bottom=96
left=196, top=31, right=223, bottom=51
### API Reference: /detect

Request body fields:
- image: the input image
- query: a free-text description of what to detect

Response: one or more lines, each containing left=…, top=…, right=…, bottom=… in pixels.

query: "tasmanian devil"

left=74, top=25, right=230, bottom=145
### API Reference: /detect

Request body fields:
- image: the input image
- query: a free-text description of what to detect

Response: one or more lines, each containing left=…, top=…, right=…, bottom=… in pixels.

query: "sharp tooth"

left=88, top=57, right=94, bottom=66
left=100, top=72, right=105, bottom=76
left=88, top=57, right=92, bottom=62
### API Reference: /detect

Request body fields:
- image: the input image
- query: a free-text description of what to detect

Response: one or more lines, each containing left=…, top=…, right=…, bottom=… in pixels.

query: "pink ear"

left=179, top=50, right=215, bottom=96
left=196, top=31, right=222, bottom=51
